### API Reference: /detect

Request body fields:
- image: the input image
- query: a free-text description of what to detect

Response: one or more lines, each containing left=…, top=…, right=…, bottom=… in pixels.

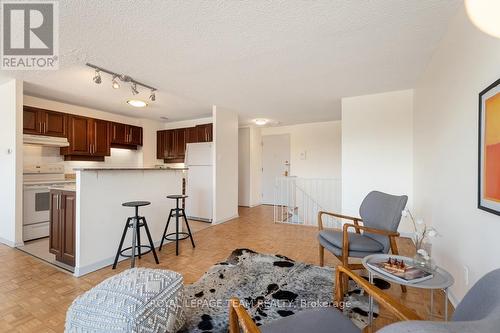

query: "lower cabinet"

left=49, top=190, right=76, bottom=267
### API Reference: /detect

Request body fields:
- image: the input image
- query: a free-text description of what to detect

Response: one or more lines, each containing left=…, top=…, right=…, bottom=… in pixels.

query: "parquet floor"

left=0, top=205, right=451, bottom=332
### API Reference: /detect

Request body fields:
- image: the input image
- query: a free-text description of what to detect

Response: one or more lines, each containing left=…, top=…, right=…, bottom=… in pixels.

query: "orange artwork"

left=484, top=93, right=500, bottom=202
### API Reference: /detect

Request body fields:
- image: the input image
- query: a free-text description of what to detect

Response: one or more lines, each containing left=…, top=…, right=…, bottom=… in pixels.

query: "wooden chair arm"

left=229, top=298, right=260, bottom=333
left=335, top=265, right=421, bottom=321
left=318, top=211, right=362, bottom=231
left=342, top=223, right=400, bottom=237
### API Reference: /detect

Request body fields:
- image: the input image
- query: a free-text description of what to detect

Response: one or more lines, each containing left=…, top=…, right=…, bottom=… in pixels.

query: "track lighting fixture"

left=86, top=63, right=158, bottom=105
left=131, top=82, right=139, bottom=95
left=111, top=75, right=120, bottom=89
left=93, top=70, right=101, bottom=84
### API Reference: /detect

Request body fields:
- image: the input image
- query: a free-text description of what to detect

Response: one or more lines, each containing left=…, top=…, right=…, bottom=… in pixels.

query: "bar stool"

left=112, top=201, right=159, bottom=269
left=159, top=195, right=195, bottom=256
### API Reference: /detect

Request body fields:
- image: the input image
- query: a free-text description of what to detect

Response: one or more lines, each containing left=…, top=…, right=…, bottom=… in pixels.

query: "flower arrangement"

left=401, top=208, right=439, bottom=262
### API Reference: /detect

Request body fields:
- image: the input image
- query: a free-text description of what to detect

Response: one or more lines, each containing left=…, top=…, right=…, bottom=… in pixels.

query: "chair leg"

left=159, top=209, right=173, bottom=251
left=389, top=236, right=407, bottom=293
left=130, top=217, right=138, bottom=268
left=181, top=209, right=195, bottom=248
left=113, top=218, right=131, bottom=269
left=136, top=217, right=142, bottom=259
left=319, top=244, right=324, bottom=267
left=141, top=217, right=160, bottom=265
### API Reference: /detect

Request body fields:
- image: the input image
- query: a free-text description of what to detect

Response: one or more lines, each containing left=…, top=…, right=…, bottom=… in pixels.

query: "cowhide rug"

left=181, top=249, right=389, bottom=332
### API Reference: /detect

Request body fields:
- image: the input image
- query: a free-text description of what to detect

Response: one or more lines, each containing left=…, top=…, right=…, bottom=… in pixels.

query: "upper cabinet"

left=110, top=122, right=143, bottom=149
left=23, top=106, right=67, bottom=137
left=61, top=115, right=110, bottom=161
left=157, top=123, right=212, bottom=162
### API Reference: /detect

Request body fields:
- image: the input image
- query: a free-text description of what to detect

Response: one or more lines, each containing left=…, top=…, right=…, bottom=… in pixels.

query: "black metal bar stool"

left=112, top=201, right=159, bottom=269
left=159, top=195, right=195, bottom=256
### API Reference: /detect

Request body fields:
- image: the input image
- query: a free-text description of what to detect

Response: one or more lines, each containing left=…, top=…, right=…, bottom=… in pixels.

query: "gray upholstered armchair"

left=229, top=265, right=500, bottom=333
left=317, top=191, right=408, bottom=291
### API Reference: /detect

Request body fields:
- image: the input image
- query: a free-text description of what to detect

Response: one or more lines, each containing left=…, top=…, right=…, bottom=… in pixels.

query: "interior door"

left=261, top=134, right=291, bottom=205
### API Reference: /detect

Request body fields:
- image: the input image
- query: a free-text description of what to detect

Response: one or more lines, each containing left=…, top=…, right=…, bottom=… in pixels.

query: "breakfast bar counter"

left=72, top=167, right=186, bottom=276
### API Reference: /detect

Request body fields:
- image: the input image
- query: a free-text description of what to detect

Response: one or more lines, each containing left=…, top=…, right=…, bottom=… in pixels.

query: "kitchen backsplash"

left=23, top=144, right=143, bottom=174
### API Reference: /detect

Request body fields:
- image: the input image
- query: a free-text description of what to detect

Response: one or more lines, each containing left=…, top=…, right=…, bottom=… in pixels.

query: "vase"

left=413, top=241, right=436, bottom=271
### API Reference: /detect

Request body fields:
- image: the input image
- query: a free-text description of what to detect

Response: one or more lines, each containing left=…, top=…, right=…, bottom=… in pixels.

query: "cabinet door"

left=43, top=111, right=66, bottom=137
left=174, top=128, right=186, bottom=158
left=111, top=122, right=127, bottom=144
left=66, top=115, right=91, bottom=155
left=60, top=193, right=76, bottom=266
left=157, top=130, right=166, bottom=159
left=186, top=127, right=198, bottom=143
left=23, top=106, right=42, bottom=134
left=49, top=191, right=61, bottom=257
left=165, top=130, right=176, bottom=159
left=129, top=125, right=143, bottom=146
left=196, top=124, right=213, bottom=142
left=92, top=119, right=110, bottom=156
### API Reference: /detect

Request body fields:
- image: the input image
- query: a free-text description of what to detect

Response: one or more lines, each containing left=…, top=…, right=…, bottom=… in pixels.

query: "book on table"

left=367, top=259, right=433, bottom=284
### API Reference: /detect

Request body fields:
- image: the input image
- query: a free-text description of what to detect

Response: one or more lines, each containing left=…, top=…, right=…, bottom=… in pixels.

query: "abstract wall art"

left=479, top=78, right=500, bottom=215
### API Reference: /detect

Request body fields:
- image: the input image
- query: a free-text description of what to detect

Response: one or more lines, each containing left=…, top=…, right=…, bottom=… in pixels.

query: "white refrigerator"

left=185, top=142, right=213, bottom=222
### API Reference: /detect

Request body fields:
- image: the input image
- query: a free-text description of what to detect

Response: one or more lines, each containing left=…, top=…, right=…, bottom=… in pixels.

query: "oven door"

left=23, top=185, right=51, bottom=226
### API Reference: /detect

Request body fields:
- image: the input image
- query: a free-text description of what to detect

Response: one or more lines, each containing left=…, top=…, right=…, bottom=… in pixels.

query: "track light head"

left=93, top=70, right=101, bottom=84
left=131, top=82, right=139, bottom=95
left=111, top=75, right=120, bottom=89
left=149, top=89, right=156, bottom=101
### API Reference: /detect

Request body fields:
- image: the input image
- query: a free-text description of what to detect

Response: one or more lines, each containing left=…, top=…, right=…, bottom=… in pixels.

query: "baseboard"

left=74, top=239, right=165, bottom=277
left=213, top=214, right=239, bottom=225
left=0, top=237, right=16, bottom=247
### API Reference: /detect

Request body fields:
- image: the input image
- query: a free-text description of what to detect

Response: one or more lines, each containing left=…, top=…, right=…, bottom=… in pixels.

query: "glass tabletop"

left=362, top=254, right=454, bottom=289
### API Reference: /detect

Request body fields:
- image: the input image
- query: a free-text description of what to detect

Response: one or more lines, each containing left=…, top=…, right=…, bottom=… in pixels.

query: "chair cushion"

left=319, top=230, right=384, bottom=252
left=261, top=307, right=360, bottom=333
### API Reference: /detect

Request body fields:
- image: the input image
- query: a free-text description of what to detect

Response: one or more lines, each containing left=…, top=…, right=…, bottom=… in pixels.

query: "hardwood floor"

left=0, top=205, right=451, bottom=332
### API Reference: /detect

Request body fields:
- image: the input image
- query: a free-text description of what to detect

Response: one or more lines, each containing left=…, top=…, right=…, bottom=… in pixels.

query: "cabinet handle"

left=43, top=122, right=46, bottom=133
left=39, top=122, right=42, bottom=132
left=56, top=194, right=60, bottom=210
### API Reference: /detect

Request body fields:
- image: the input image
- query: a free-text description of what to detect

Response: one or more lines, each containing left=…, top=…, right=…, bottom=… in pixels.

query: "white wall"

left=23, top=95, right=164, bottom=172
left=238, top=128, right=251, bottom=206
left=0, top=79, right=23, bottom=246
left=261, top=121, right=341, bottom=179
left=238, top=126, right=263, bottom=207
left=163, top=117, right=212, bottom=130
left=213, top=106, right=239, bottom=223
left=341, top=90, right=414, bottom=234
left=414, top=5, right=500, bottom=303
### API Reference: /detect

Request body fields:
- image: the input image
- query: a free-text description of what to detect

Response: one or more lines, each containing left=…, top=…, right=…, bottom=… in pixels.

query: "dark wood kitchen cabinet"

left=196, top=123, right=213, bottom=142
left=111, top=122, right=143, bottom=149
left=157, top=123, right=212, bottom=162
left=61, top=115, right=110, bottom=161
left=49, top=190, right=76, bottom=267
left=23, top=106, right=67, bottom=137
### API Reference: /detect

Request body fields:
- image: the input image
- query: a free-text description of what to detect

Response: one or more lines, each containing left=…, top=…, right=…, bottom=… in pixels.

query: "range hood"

left=23, top=134, right=70, bottom=147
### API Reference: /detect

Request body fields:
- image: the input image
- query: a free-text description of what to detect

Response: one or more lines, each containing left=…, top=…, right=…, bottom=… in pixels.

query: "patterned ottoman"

left=65, top=268, right=185, bottom=333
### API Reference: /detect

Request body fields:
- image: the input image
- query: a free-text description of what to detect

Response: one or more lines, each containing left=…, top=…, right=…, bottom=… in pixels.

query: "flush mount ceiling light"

left=127, top=99, right=147, bottom=108
left=92, top=70, right=101, bottom=84
left=254, top=119, right=268, bottom=126
left=465, top=0, right=500, bottom=38
left=111, top=75, right=120, bottom=89
left=86, top=63, right=158, bottom=101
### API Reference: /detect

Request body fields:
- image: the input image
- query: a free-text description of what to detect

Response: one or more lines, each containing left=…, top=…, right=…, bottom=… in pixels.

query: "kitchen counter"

left=72, top=167, right=188, bottom=171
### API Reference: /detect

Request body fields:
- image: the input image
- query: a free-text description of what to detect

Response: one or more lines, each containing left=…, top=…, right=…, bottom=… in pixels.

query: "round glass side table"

left=362, top=254, right=454, bottom=325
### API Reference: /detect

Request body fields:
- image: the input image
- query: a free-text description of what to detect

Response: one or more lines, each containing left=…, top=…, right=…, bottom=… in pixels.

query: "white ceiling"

left=3, top=0, right=460, bottom=125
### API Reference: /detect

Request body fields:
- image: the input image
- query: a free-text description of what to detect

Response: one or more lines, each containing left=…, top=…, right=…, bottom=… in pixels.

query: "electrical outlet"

left=463, top=265, right=470, bottom=286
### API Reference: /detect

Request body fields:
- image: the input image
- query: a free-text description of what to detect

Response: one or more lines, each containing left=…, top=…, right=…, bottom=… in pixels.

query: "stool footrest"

left=119, top=245, right=153, bottom=258
left=163, top=232, right=191, bottom=241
